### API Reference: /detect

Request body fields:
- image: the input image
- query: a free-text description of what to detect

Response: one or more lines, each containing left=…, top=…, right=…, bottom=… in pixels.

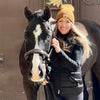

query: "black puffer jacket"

left=49, top=32, right=84, bottom=95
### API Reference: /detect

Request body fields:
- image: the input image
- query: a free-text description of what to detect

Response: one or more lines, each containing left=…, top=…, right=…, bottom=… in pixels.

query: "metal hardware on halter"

left=63, top=14, right=68, bottom=18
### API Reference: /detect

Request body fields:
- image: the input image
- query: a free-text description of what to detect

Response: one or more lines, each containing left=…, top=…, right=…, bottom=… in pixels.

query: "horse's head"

left=24, top=6, right=55, bottom=83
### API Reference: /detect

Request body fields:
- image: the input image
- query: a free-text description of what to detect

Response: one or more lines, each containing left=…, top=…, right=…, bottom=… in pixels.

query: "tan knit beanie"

left=56, top=4, right=75, bottom=24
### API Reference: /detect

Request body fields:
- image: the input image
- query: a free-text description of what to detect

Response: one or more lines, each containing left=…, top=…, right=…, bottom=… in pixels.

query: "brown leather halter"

left=24, top=49, right=52, bottom=61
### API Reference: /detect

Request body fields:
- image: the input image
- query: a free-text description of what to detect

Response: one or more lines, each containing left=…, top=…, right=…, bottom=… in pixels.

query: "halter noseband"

left=24, top=49, right=51, bottom=61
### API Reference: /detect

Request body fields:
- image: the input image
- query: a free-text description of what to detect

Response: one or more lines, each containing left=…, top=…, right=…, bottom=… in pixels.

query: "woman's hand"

left=42, top=80, right=49, bottom=85
left=52, top=38, right=61, bottom=53
left=42, top=76, right=49, bottom=85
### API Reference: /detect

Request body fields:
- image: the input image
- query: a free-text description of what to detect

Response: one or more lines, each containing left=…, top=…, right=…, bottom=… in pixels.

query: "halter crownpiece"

left=63, top=14, right=68, bottom=18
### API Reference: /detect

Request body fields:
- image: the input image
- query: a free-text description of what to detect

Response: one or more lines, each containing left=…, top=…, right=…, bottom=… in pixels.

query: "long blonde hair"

left=54, top=21, right=92, bottom=59
left=71, top=22, right=92, bottom=59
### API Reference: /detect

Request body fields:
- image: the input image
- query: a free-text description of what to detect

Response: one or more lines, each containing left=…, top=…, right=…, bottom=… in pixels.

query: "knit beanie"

left=56, top=4, right=75, bottom=24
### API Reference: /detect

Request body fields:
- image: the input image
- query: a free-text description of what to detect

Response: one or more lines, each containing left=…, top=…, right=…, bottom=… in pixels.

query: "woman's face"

left=57, top=18, right=72, bottom=35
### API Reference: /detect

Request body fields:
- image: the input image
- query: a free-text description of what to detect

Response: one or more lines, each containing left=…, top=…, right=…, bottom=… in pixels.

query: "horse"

left=75, top=20, right=100, bottom=100
left=19, top=6, right=100, bottom=100
left=19, top=6, right=55, bottom=100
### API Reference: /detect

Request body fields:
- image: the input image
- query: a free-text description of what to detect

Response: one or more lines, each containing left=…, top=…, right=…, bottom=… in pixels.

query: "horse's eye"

left=46, top=36, right=51, bottom=44
left=47, top=35, right=51, bottom=40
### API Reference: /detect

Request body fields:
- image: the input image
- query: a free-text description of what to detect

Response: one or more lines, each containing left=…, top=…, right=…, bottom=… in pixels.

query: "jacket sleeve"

left=57, top=44, right=83, bottom=71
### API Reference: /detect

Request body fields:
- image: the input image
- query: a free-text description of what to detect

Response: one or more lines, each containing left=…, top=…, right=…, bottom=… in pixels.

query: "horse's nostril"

left=38, top=65, right=43, bottom=77
left=29, top=72, right=32, bottom=77
left=39, top=70, right=43, bottom=77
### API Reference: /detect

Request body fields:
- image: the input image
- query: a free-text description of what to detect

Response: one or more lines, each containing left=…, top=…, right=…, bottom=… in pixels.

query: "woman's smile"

left=57, top=18, right=72, bottom=35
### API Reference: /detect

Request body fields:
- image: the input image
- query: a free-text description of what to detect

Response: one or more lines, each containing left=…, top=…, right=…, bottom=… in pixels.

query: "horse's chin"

left=30, top=77, right=45, bottom=83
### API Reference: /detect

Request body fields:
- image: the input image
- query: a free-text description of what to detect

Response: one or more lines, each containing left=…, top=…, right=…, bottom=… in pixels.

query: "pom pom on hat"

left=60, top=4, right=74, bottom=12
left=56, top=4, right=75, bottom=24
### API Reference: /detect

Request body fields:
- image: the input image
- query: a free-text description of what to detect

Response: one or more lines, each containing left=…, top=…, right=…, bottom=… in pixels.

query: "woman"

left=43, top=4, right=92, bottom=100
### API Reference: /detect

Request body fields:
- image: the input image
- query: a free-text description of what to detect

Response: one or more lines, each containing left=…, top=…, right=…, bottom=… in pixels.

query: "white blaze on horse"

left=31, top=24, right=49, bottom=82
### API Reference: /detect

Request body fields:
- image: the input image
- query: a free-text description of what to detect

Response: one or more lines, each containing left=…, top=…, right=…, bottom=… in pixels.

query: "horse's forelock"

left=33, top=9, right=45, bottom=20
left=34, top=9, right=43, bottom=15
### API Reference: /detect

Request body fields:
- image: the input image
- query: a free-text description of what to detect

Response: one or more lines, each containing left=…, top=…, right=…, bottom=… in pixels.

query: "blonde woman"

left=50, top=4, right=91, bottom=100
left=43, top=4, right=92, bottom=100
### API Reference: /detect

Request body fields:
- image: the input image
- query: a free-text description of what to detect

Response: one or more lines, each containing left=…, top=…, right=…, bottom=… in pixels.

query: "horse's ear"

left=42, top=6, right=51, bottom=21
left=24, top=7, right=33, bottom=21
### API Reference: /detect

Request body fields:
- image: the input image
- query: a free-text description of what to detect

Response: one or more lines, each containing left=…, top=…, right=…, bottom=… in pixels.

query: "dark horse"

left=19, top=6, right=55, bottom=100
left=19, top=7, right=100, bottom=100
left=75, top=21, right=100, bottom=100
